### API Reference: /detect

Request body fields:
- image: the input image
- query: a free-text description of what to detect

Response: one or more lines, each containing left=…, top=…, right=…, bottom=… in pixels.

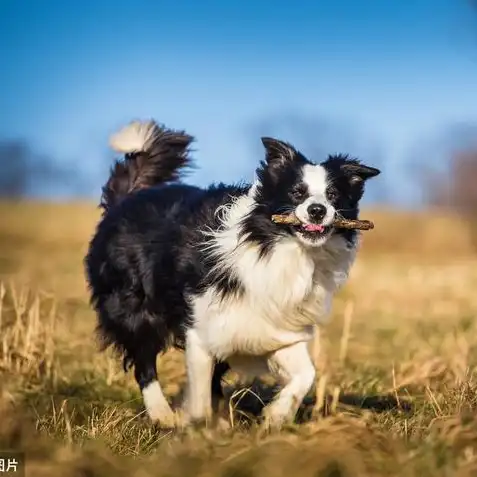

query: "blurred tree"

left=427, top=149, right=477, bottom=212
left=0, top=138, right=80, bottom=199
left=424, top=141, right=477, bottom=249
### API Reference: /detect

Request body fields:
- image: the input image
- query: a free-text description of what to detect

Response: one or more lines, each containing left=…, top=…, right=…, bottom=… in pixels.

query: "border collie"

left=84, top=119, right=380, bottom=429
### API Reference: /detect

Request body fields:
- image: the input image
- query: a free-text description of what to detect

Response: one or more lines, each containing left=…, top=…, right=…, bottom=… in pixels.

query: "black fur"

left=240, top=140, right=380, bottom=255
left=100, top=126, right=194, bottom=212
left=87, top=122, right=237, bottom=405
left=86, top=182, right=243, bottom=393
left=320, top=153, right=380, bottom=243
left=84, top=124, right=379, bottom=418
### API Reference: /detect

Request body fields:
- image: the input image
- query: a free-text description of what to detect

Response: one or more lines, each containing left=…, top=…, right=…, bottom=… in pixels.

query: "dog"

left=84, top=119, right=380, bottom=429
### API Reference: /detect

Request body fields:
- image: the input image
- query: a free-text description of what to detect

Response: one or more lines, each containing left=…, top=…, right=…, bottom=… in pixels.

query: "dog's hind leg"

left=210, top=360, right=231, bottom=428
left=211, top=360, right=230, bottom=409
left=134, top=350, right=176, bottom=428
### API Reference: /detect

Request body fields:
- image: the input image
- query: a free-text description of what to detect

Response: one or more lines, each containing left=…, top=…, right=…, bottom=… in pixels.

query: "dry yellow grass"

left=1, top=200, right=477, bottom=476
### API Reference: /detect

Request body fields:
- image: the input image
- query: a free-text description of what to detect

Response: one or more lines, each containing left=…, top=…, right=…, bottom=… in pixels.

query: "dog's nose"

left=307, top=203, right=327, bottom=222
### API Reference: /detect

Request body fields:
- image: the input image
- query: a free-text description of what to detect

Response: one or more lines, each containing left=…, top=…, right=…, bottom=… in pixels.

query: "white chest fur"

left=192, top=222, right=357, bottom=360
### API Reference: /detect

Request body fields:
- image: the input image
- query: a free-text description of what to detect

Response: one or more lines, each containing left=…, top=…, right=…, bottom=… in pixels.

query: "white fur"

left=183, top=328, right=215, bottom=424
left=302, top=164, right=328, bottom=196
left=184, top=180, right=357, bottom=427
left=142, top=380, right=176, bottom=427
left=294, top=164, right=336, bottom=246
left=220, top=341, right=317, bottom=429
left=263, top=341, right=316, bottom=428
left=109, top=120, right=160, bottom=154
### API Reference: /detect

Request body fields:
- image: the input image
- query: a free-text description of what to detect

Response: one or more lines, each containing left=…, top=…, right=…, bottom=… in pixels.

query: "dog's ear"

left=261, top=137, right=298, bottom=167
left=340, top=162, right=380, bottom=186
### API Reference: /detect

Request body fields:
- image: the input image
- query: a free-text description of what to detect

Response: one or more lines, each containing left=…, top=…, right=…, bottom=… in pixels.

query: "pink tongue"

left=303, top=224, right=325, bottom=232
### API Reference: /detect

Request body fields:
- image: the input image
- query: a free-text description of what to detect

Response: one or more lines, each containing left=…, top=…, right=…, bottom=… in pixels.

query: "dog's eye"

left=291, top=188, right=306, bottom=201
left=327, top=189, right=338, bottom=201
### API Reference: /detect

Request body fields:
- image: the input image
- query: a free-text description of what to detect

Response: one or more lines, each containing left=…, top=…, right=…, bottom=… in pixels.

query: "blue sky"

left=1, top=0, right=476, bottom=204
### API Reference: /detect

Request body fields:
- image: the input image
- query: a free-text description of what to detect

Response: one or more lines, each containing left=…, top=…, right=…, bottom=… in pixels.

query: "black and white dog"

left=84, top=119, right=380, bottom=429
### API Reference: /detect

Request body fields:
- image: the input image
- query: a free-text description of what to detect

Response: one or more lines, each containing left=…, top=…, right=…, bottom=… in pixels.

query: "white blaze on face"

left=295, top=164, right=336, bottom=226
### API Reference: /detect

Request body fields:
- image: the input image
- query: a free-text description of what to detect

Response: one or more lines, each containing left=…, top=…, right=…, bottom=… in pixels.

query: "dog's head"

left=254, top=137, right=380, bottom=247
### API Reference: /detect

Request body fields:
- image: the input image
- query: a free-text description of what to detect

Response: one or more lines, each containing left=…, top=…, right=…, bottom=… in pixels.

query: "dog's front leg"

left=182, top=328, right=214, bottom=426
left=263, top=341, right=316, bottom=429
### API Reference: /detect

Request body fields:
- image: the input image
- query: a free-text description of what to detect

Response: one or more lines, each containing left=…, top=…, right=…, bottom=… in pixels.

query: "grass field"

left=1, top=201, right=477, bottom=476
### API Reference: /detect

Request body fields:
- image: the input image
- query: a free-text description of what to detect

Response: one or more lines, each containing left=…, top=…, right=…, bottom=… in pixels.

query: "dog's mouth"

left=293, top=222, right=332, bottom=239
left=302, top=223, right=329, bottom=233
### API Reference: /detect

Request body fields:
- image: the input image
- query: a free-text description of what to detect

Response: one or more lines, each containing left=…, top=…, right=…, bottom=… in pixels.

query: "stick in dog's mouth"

left=271, top=214, right=374, bottom=231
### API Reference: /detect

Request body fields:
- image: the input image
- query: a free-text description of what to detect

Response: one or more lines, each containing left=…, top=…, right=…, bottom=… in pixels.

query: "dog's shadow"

left=217, top=379, right=413, bottom=424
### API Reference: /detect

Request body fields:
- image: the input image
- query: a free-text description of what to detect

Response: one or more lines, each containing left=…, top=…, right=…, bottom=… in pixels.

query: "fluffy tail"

left=100, top=119, right=194, bottom=211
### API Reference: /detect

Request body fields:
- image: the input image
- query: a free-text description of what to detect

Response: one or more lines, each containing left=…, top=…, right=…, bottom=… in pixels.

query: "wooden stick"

left=271, top=214, right=374, bottom=231
left=333, top=218, right=374, bottom=230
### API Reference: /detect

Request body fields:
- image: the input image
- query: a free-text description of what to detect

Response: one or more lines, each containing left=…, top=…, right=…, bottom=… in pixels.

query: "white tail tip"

left=109, top=120, right=160, bottom=154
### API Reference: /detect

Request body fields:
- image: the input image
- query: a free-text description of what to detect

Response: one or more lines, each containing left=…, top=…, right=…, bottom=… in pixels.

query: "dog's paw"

left=260, top=401, right=291, bottom=431
left=144, top=381, right=177, bottom=428
left=148, top=408, right=179, bottom=429
left=214, top=415, right=231, bottom=431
